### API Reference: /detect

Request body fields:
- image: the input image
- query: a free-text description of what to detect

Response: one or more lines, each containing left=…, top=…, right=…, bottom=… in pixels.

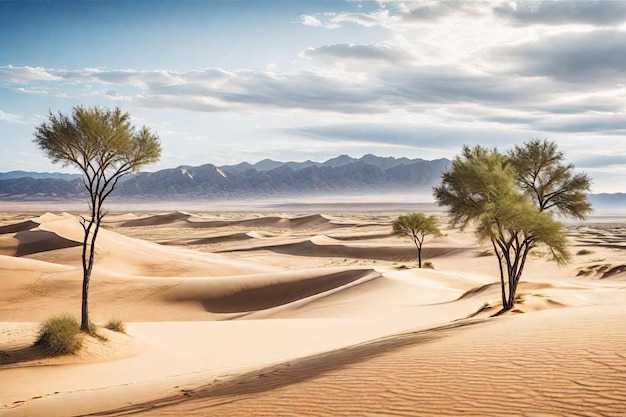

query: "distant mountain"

left=0, top=155, right=451, bottom=199
left=589, top=193, right=626, bottom=208
left=3, top=156, right=624, bottom=206
left=322, top=154, right=358, bottom=168
left=0, top=171, right=82, bottom=181
left=0, top=177, right=85, bottom=198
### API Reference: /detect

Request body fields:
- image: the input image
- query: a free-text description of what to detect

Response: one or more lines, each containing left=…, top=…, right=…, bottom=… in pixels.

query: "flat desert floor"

left=1, top=203, right=626, bottom=416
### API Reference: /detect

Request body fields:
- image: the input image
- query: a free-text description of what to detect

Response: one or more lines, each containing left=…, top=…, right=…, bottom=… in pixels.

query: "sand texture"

left=1, top=208, right=626, bottom=416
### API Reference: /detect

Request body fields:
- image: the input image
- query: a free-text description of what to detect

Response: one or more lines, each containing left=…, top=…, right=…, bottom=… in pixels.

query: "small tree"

left=34, top=106, right=161, bottom=332
left=433, top=142, right=589, bottom=313
left=392, top=213, right=442, bottom=268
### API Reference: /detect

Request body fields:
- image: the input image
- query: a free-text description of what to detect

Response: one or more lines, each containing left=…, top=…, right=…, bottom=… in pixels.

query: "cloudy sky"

left=1, top=0, right=625, bottom=192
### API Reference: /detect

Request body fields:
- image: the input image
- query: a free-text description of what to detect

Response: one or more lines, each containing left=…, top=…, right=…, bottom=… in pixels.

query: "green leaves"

left=434, top=145, right=516, bottom=229
left=33, top=106, right=162, bottom=178
left=34, top=106, right=163, bottom=331
left=509, top=138, right=592, bottom=219
left=392, top=213, right=442, bottom=239
left=392, top=212, right=442, bottom=268
left=433, top=140, right=588, bottom=310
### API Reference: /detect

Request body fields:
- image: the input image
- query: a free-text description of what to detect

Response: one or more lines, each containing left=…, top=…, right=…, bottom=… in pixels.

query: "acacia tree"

left=433, top=142, right=590, bottom=313
left=509, top=138, right=592, bottom=217
left=34, top=106, right=161, bottom=331
left=392, top=213, right=442, bottom=268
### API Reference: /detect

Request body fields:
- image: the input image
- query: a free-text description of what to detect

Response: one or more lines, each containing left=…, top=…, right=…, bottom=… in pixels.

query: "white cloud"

left=495, top=29, right=626, bottom=83
left=301, top=43, right=412, bottom=63
left=330, top=9, right=396, bottom=28
left=494, top=0, right=626, bottom=26
left=301, top=15, right=322, bottom=27
left=0, top=65, right=60, bottom=83
left=1, top=0, right=626, bottom=192
left=0, top=110, right=22, bottom=123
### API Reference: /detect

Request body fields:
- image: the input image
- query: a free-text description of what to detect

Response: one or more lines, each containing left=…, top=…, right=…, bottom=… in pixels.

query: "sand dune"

left=166, top=267, right=379, bottom=314
left=0, top=220, right=40, bottom=234
left=1, top=209, right=626, bottom=416
left=159, top=231, right=254, bottom=246
left=221, top=234, right=473, bottom=263
left=95, top=304, right=626, bottom=417
left=111, top=211, right=192, bottom=227
left=22, top=212, right=277, bottom=277
left=576, top=263, right=626, bottom=279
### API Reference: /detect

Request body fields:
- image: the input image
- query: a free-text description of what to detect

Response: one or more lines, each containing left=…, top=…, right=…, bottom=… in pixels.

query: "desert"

left=1, top=201, right=626, bottom=417
left=5, top=1, right=626, bottom=415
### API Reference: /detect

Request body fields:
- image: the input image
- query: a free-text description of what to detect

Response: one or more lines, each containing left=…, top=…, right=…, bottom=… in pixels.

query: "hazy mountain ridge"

left=0, top=171, right=82, bottom=181
left=1, top=155, right=624, bottom=206
left=0, top=155, right=449, bottom=199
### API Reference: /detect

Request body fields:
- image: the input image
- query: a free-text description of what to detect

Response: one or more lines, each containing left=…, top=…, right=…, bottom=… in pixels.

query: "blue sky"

left=1, top=0, right=625, bottom=192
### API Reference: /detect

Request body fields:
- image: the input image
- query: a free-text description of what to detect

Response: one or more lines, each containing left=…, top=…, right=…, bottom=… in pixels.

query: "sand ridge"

left=1, top=209, right=626, bottom=416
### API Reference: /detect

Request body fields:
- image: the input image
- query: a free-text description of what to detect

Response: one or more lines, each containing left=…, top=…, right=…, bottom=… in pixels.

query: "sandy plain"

left=1, top=201, right=626, bottom=416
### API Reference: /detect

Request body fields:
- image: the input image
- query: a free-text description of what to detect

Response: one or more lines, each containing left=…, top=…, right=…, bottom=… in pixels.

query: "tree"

left=34, top=106, right=161, bottom=332
left=509, top=138, right=592, bottom=218
left=392, top=213, right=442, bottom=268
left=433, top=142, right=589, bottom=313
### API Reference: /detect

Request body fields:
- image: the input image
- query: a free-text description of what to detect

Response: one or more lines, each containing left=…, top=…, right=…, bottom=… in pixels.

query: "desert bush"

left=422, top=261, right=435, bottom=269
left=576, top=249, right=594, bottom=255
left=105, top=318, right=126, bottom=334
left=36, top=314, right=83, bottom=354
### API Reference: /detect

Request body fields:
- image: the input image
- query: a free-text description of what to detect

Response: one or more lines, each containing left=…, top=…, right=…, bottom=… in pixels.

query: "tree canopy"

left=34, top=106, right=161, bottom=331
left=433, top=141, right=589, bottom=312
left=509, top=138, right=592, bottom=219
left=392, top=213, right=442, bottom=268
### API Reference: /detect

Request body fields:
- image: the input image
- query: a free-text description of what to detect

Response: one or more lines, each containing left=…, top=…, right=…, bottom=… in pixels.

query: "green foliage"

left=392, top=213, right=442, bottom=238
left=509, top=139, right=592, bottom=219
left=33, top=106, right=162, bottom=332
left=393, top=212, right=442, bottom=268
left=105, top=318, right=127, bottom=334
left=434, top=140, right=589, bottom=312
left=36, top=314, right=83, bottom=354
left=33, top=106, right=161, bottom=195
left=434, top=145, right=516, bottom=229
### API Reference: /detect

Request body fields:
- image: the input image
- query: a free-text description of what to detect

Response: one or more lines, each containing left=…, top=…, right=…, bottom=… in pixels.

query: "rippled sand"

left=1, top=207, right=625, bottom=416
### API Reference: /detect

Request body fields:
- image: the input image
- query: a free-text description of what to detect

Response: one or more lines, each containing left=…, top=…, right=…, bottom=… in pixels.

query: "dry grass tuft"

left=105, top=318, right=127, bottom=334
left=36, top=314, right=83, bottom=354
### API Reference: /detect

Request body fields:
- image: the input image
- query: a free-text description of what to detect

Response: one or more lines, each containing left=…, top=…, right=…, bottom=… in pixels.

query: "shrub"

left=423, top=261, right=435, bottom=269
left=105, top=318, right=126, bottom=334
left=36, top=314, right=83, bottom=354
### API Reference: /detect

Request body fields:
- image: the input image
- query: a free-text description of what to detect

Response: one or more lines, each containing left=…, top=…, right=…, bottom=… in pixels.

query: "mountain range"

left=0, top=154, right=450, bottom=200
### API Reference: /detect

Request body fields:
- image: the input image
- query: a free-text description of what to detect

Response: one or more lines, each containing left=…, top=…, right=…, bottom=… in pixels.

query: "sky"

left=0, top=0, right=625, bottom=193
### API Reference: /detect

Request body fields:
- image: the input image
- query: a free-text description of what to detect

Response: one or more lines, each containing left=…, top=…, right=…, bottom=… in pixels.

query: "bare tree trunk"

left=80, top=220, right=93, bottom=332
left=80, top=240, right=92, bottom=331
left=80, top=201, right=102, bottom=332
left=416, top=243, right=422, bottom=268
left=80, top=274, right=90, bottom=331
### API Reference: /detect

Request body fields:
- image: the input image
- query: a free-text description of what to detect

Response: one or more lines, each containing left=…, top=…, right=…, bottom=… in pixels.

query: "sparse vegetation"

left=34, top=106, right=161, bottom=332
left=36, top=314, right=83, bottom=354
left=422, top=261, right=435, bottom=269
left=434, top=140, right=591, bottom=313
left=105, top=318, right=127, bottom=334
left=392, top=213, right=443, bottom=268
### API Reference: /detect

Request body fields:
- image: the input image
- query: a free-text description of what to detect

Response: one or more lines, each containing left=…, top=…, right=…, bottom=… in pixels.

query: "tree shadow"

left=0, top=343, right=56, bottom=368
left=81, top=318, right=489, bottom=416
